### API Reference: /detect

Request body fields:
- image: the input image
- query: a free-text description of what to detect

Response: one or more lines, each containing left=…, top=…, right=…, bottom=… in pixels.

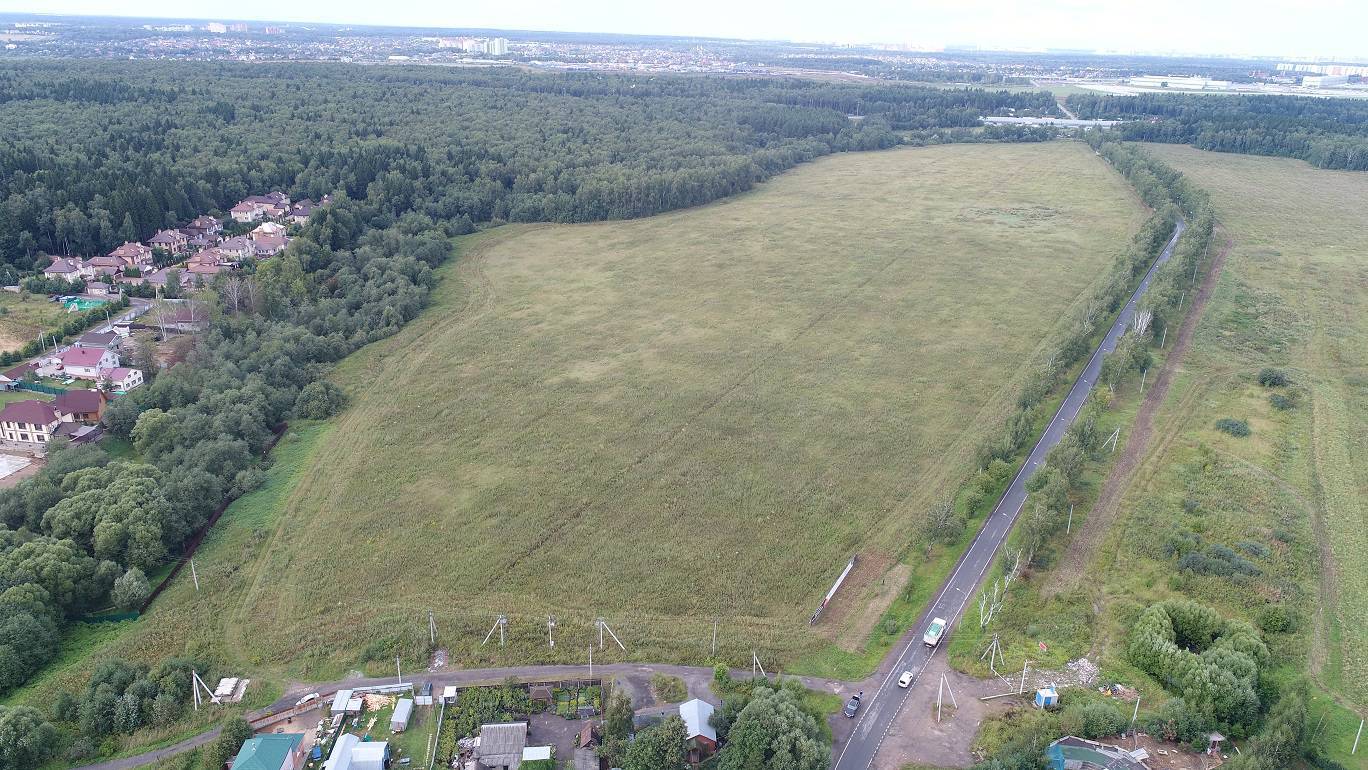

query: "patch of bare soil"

left=1044, top=228, right=1233, bottom=598
left=810, top=551, right=905, bottom=652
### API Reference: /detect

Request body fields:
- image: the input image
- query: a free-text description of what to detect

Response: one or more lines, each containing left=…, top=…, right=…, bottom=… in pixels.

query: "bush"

left=1257, top=368, right=1290, bottom=387
left=650, top=674, right=687, bottom=704
left=1257, top=605, right=1292, bottom=634
left=293, top=380, right=348, bottom=420
left=1215, top=418, right=1250, bottom=437
left=1060, top=698, right=1128, bottom=740
left=110, top=568, right=150, bottom=611
left=1268, top=392, right=1295, bottom=411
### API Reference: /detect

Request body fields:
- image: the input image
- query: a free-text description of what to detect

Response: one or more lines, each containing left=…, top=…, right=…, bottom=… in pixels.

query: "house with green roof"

left=230, top=733, right=305, bottom=770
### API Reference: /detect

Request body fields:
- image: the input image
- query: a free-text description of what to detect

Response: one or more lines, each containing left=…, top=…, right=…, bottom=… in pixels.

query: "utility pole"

left=396, top=656, right=403, bottom=686
left=1019, top=660, right=1029, bottom=695
left=1353, top=718, right=1362, bottom=755
left=547, top=615, right=556, bottom=649
left=711, top=619, right=718, bottom=657
left=936, top=672, right=958, bottom=723
left=190, top=558, right=199, bottom=591
left=1160, top=327, right=1168, bottom=349
left=1066, top=504, right=1074, bottom=535
left=428, top=611, right=436, bottom=646
left=1139, top=368, right=1148, bottom=395
left=588, top=646, right=593, bottom=682
left=482, top=615, right=508, bottom=647
left=595, top=618, right=625, bottom=651
left=1131, top=697, right=1141, bottom=750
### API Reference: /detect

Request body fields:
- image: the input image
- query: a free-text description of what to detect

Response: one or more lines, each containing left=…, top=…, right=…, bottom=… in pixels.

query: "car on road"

left=897, top=670, right=914, bottom=688
left=923, top=617, right=948, bottom=647
left=294, top=692, right=319, bottom=707
left=843, top=692, right=862, bottom=717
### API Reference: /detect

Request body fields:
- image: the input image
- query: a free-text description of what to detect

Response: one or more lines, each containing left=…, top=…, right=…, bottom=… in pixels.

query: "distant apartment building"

left=205, top=22, right=227, bottom=33
left=485, top=37, right=509, bottom=56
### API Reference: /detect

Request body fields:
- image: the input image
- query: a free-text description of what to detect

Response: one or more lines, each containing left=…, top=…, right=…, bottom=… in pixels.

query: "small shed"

left=391, top=698, right=414, bottom=732
left=1034, top=686, right=1059, bottom=709
left=529, top=684, right=554, bottom=706
left=1207, top=731, right=1226, bottom=756
left=330, top=689, right=354, bottom=714
left=679, top=699, right=717, bottom=760
left=475, top=722, right=528, bottom=770
left=442, top=685, right=459, bottom=704
left=522, top=746, right=553, bottom=762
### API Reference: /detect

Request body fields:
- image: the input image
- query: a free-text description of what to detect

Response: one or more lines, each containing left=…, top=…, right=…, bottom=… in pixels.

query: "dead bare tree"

left=1132, top=309, right=1153, bottom=337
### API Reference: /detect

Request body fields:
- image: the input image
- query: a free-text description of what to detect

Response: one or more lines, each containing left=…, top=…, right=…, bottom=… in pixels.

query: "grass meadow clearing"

left=8, top=144, right=1149, bottom=723
left=0, top=290, right=68, bottom=351
left=974, top=145, right=1368, bottom=764
left=226, top=142, right=1144, bottom=674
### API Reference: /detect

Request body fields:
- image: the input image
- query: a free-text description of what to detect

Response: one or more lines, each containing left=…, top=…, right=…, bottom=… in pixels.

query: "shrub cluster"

left=1127, top=599, right=1267, bottom=732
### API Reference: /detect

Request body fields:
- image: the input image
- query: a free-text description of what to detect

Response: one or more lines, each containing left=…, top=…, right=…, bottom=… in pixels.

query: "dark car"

left=843, top=692, right=862, bottom=717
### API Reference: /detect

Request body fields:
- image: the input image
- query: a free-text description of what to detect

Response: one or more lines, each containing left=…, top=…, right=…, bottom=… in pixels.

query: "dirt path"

left=1043, top=228, right=1232, bottom=597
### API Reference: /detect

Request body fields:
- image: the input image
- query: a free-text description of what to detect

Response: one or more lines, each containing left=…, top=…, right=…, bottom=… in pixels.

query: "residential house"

left=183, top=214, right=222, bottom=237
left=188, top=247, right=230, bottom=266
left=54, top=389, right=107, bottom=424
left=86, top=255, right=129, bottom=280
left=252, top=233, right=289, bottom=257
left=252, top=221, right=287, bottom=238
left=148, top=229, right=188, bottom=255
left=230, top=733, right=306, bottom=770
left=230, top=201, right=264, bottom=223
left=108, top=242, right=154, bottom=267
left=475, top=722, right=528, bottom=770
left=58, top=346, right=119, bottom=380
left=186, top=261, right=227, bottom=281
left=219, top=236, right=255, bottom=261
left=182, top=230, right=220, bottom=250
left=288, top=198, right=319, bottom=224
left=231, top=192, right=292, bottom=222
left=0, top=362, right=38, bottom=389
left=0, top=400, right=61, bottom=444
left=679, top=699, right=717, bottom=762
left=101, top=367, right=143, bottom=392
left=75, top=331, right=119, bottom=349
left=43, top=257, right=83, bottom=280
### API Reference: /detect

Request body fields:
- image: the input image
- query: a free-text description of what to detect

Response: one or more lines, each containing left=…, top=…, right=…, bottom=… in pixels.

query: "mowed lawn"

left=1105, top=145, right=1368, bottom=717
left=222, top=143, right=1143, bottom=670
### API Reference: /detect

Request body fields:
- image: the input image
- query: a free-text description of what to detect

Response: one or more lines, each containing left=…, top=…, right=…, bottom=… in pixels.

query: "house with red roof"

left=54, top=389, right=107, bottom=424
left=148, top=229, right=189, bottom=255
left=58, top=346, right=119, bottom=380
left=0, top=399, right=61, bottom=444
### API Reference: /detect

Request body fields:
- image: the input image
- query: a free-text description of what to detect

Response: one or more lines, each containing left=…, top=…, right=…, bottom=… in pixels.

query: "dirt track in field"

left=1043, top=227, right=1232, bottom=598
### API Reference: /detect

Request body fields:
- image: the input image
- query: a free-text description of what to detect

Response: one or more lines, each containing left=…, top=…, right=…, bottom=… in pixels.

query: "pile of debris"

left=1064, top=657, right=1100, bottom=687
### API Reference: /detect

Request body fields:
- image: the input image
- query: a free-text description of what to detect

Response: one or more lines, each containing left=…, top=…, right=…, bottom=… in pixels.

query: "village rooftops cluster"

left=42, top=191, right=330, bottom=292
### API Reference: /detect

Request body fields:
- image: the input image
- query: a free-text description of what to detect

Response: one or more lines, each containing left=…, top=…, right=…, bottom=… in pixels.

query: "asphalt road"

left=831, top=220, right=1185, bottom=770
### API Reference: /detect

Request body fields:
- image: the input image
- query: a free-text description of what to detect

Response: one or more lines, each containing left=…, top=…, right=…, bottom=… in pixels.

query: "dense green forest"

left=0, top=61, right=1059, bottom=270
left=1067, top=92, right=1368, bottom=170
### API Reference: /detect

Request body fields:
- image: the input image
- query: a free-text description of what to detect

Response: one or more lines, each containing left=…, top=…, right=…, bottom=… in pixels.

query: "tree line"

left=1067, top=92, right=1368, bottom=171
left=0, top=61, right=1060, bottom=270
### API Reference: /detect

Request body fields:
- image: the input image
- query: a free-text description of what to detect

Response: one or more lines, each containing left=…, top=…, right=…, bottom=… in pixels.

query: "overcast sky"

left=3, top=0, right=1366, bottom=60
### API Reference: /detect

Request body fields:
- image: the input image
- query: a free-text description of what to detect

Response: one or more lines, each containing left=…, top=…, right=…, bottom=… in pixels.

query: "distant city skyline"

left=3, top=0, right=1368, bottom=61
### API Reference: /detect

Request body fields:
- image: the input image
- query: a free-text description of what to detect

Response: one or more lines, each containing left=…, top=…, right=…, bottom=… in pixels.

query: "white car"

left=897, top=670, right=914, bottom=688
left=923, top=617, right=948, bottom=647
left=294, top=692, right=320, bottom=707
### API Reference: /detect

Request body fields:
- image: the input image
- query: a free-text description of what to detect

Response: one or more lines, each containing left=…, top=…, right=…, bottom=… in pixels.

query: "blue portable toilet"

left=1034, top=685, right=1059, bottom=709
